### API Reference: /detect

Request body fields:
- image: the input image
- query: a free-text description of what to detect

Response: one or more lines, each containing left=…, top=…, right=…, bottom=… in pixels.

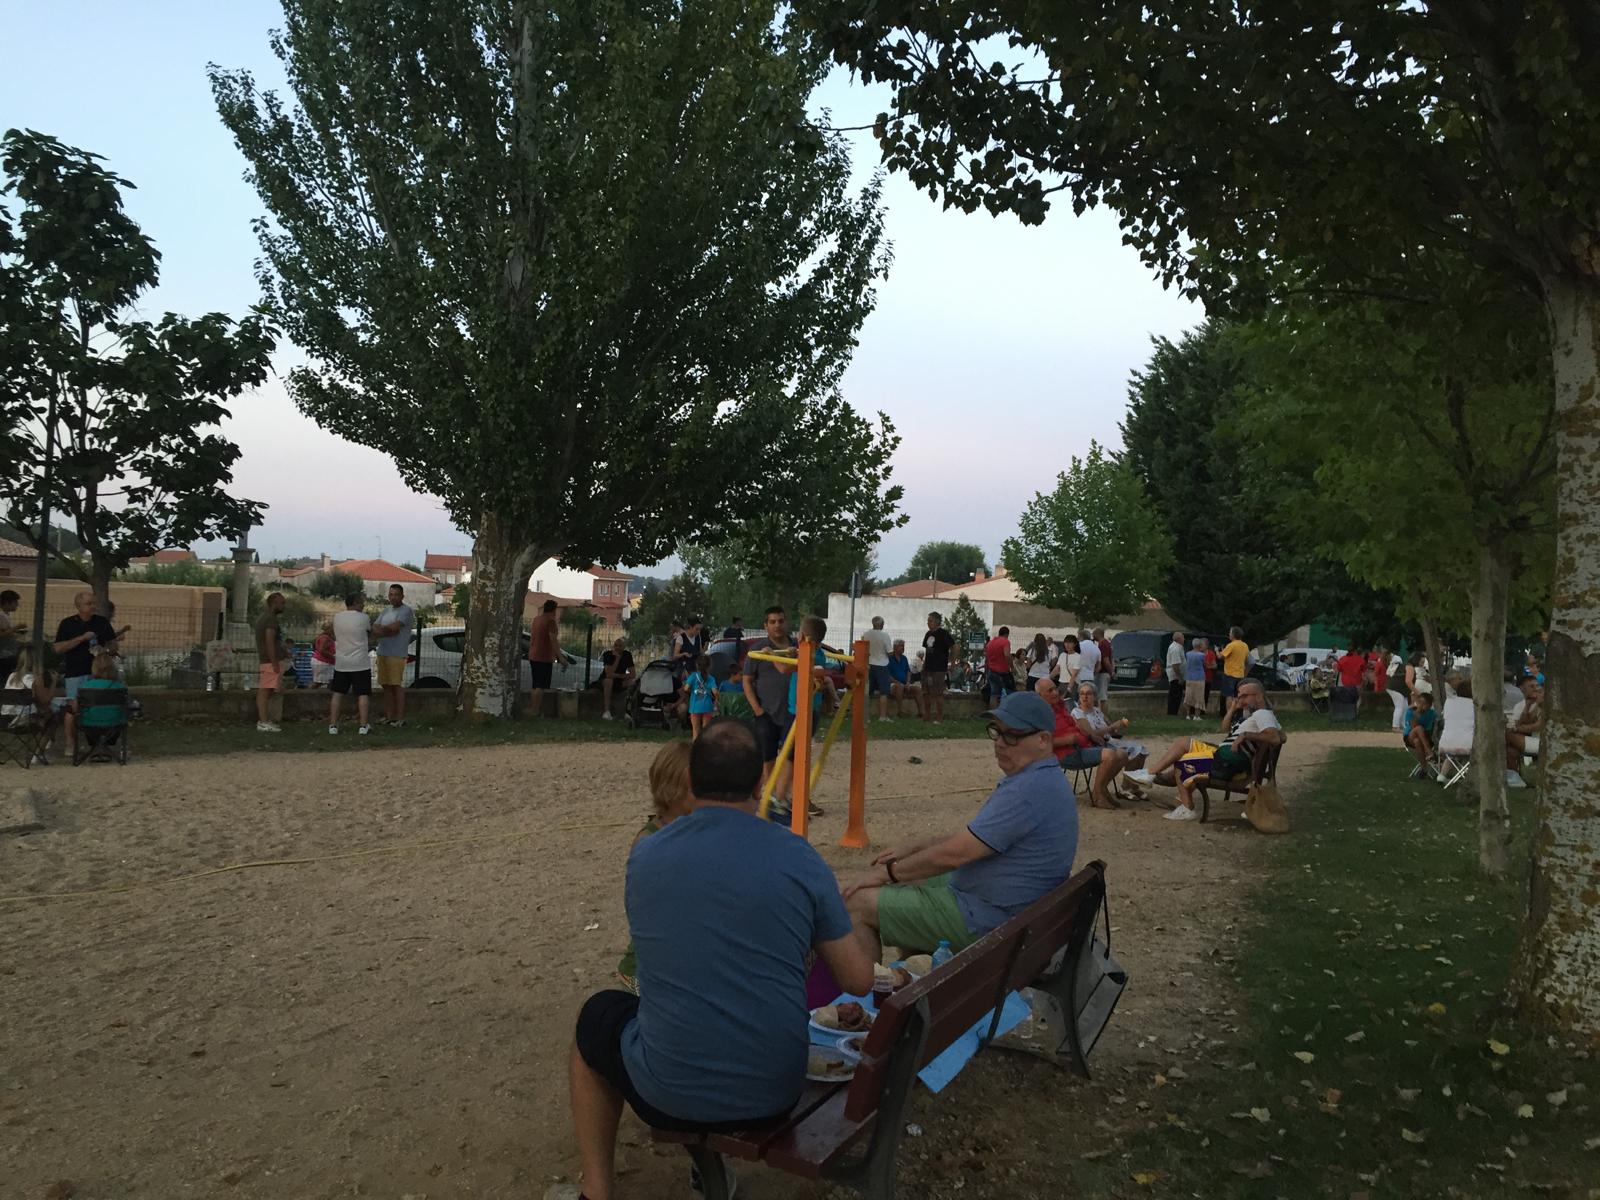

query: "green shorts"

left=876, top=873, right=978, bottom=955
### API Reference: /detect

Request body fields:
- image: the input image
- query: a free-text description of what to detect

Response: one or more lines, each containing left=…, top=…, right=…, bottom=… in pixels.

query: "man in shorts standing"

left=52, top=590, right=119, bottom=749
left=921, top=611, right=955, bottom=723
left=527, top=598, right=573, bottom=718
left=254, top=590, right=287, bottom=733
left=865, top=615, right=895, bottom=720
left=1093, top=626, right=1114, bottom=702
left=373, top=584, right=415, bottom=727
left=739, top=605, right=794, bottom=811
left=328, top=593, right=373, bottom=736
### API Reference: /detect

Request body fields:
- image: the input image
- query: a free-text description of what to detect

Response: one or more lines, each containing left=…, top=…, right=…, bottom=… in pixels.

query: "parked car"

left=410, top=624, right=605, bottom=690
left=1269, top=646, right=1337, bottom=689
left=1108, top=629, right=1172, bottom=689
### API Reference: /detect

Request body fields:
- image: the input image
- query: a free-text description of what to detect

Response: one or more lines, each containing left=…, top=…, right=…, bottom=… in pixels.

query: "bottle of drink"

left=931, top=939, right=953, bottom=969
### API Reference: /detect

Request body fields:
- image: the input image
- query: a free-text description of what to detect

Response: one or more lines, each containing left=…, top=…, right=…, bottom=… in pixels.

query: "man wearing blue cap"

left=840, top=690, right=1078, bottom=957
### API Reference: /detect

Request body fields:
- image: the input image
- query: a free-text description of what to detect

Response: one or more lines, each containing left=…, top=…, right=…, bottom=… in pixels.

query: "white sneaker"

left=256, top=722, right=281, bottom=733
left=358, top=725, right=371, bottom=736
left=1164, top=805, right=1198, bottom=821
left=1126, top=768, right=1156, bottom=786
left=601, top=710, right=613, bottom=721
left=390, top=719, right=405, bottom=729
left=328, top=725, right=339, bottom=735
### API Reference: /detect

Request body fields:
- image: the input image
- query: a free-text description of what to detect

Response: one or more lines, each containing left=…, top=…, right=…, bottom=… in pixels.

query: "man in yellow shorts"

left=373, top=584, right=415, bottom=728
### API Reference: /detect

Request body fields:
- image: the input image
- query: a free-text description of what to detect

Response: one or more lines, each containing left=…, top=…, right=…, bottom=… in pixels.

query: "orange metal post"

left=792, top=637, right=814, bottom=838
left=840, top=638, right=870, bottom=849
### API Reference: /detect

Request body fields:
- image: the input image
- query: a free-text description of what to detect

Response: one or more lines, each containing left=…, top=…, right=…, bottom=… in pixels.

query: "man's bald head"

left=689, top=718, right=763, bottom=804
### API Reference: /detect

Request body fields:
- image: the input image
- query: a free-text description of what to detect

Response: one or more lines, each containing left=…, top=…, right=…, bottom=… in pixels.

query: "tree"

left=946, top=594, right=986, bottom=659
left=630, top=574, right=711, bottom=644
left=212, top=1, right=900, bottom=721
left=451, top=581, right=471, bottom=621
left=811, top=0, right=1600, bottom=1037
left=681, top=530, right=886, bottom=627
left=1239, top=293, right=1556, bottom=875
left=308, top=568, right=365, bottom=600
left=1002, top=441, right=1172, bottom=624
left=897, top=541, right=987, bottom=587
left=398, top=562, right=422, bottom=575
left=0, top=130, right=272, bottom=617
left=1121, top=321, right=1340, bottom=640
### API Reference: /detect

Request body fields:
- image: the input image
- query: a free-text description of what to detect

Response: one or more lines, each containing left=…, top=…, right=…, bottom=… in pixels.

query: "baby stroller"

left=625, top=659, right=684, bottom=729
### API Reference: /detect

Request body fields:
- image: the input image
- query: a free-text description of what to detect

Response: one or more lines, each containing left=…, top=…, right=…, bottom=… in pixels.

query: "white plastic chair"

left=1436, top=697, right=1474, bottom=790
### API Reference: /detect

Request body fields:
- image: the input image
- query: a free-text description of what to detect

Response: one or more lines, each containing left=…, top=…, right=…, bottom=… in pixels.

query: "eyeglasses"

left=985, top=723, right=1030, bottom=745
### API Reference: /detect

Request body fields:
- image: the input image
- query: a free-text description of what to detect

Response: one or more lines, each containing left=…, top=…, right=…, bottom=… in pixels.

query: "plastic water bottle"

left=931, top=939, right=953, bottom=969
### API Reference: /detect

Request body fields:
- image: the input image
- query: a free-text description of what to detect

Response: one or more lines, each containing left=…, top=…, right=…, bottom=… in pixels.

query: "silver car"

left=409, top=624, right=605, bottom=691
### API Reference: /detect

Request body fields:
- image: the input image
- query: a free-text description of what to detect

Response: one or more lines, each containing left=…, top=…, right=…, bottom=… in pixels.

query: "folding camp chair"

left=72, top=684, right=131, bottom=766
left=1435, top=696, right=1474, bottom=790
left=1, top=689, right=51, bottom=769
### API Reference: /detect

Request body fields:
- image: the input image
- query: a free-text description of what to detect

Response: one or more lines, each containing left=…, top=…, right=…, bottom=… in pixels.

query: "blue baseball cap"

left=984, top=691, right=1055, bottom=733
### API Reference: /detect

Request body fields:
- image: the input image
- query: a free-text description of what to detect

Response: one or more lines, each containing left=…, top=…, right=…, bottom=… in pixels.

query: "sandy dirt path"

left=0, top=729, right=1393, bottom=1199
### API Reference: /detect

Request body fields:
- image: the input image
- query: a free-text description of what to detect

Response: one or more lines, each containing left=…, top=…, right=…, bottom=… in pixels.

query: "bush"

left=309, top=568, right=366, bottom=600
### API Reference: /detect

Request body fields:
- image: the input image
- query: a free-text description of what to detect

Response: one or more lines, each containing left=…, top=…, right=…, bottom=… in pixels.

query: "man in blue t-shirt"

left=565, top=719, right=874, bottom=1199
left=1183, top=641, right=1209, bottom=720
left=840, top=691, right=1078, bottom=958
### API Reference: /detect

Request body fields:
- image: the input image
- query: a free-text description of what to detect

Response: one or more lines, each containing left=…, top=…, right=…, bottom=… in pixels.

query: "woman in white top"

left=1054, top=634, right=1082, bottom=685
left=3, top=647, right=60, bottom=764
left=1070, top=682, right=1148, bottom=764
left=1025, top=633, right=1055, bottom=689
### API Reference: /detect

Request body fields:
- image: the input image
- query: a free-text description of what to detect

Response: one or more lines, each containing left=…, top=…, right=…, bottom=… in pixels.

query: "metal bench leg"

left=685, top=1144, right=732, bottom=1200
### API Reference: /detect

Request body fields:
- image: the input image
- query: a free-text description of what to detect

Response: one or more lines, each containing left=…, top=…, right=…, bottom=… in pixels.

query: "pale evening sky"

left=1, top=2, right=1200, bottom=578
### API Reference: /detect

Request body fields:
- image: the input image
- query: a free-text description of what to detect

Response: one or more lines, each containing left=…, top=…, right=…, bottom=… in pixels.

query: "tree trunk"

left=1420, top=615, right=1444, bottom=699
left=1509, top=274, right=1600, bottom=1039
left=460, top=516, right=544, bottom=720
left=89, top=558, right=114, bottom=618
left=1470, top=538, right=1512, bottom=876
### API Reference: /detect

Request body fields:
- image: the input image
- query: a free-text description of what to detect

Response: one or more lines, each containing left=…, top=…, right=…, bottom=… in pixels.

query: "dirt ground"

left=0, top=729, right=1391, bottom=1200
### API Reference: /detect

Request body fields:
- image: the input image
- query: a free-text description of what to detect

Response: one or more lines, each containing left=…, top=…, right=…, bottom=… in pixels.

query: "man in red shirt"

left=983, top=625, right=1014, bottom=705
left=1336, top=645, right=1367, bottom=689
left=527, top=599, right=574, bottom=718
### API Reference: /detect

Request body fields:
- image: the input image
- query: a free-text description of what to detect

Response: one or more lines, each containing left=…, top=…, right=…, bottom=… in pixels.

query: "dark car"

left=1108, top=629, right=1173, bottom=690
left=1109, top=629, right=1229, bottom=690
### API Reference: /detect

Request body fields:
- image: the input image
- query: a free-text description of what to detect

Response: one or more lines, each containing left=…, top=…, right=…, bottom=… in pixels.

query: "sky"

left=0, top=2, right=1201, bottom=578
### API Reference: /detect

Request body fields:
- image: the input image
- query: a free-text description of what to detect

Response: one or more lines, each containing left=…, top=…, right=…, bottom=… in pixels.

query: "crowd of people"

left=1, top=589, right=133, bottom=764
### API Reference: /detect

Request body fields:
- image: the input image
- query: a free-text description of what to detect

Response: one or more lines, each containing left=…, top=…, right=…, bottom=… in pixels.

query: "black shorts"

left=575, top=990, right=791, bottom=1133
left=529, top=660, right=553, bottom=689
left=330, top=669, right=371, bottom=696
left=753, top=710, right=788, bottom=762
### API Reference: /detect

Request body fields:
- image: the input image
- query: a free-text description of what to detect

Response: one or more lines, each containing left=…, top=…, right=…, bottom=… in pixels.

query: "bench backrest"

left=842, top=861, right=1106, bottom=1121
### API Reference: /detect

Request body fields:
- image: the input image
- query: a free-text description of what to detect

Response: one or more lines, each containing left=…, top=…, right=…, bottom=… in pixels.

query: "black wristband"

left=884, top=858, right=899, bottom=884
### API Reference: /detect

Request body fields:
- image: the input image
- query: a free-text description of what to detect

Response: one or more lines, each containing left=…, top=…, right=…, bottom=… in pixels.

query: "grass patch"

left=1074, top=746, right=1596, bottom=1198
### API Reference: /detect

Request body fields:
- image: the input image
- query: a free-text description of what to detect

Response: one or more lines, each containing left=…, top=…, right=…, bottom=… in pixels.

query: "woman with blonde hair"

left=616, top=740, right=694, bottom=990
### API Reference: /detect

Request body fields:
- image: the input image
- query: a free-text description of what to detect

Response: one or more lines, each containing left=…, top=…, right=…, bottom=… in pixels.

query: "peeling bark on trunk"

left=1471, top=539, right=1512, bottom=876
left=1510, top=275, right=1600, bottom=1040
left=460, top=518, right=545, bottom=720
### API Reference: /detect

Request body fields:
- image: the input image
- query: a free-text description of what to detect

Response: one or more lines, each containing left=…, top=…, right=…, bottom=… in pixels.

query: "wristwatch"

left=884, top=857, right=900, bottom=883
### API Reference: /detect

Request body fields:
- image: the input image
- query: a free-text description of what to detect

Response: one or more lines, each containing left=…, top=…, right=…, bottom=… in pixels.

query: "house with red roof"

left=128, top=548, right=198, bottom=569
left=423, top=551, right=473, bottom=586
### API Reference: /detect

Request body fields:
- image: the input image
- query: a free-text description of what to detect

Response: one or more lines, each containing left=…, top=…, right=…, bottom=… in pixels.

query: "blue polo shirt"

left=950, top=757, right=1078, bottom=933
left=1185, top=649, right=1208, bottom=681
left=622, top=805, right=852, bottom=1123
left=887, top=653, right=910, bottom=684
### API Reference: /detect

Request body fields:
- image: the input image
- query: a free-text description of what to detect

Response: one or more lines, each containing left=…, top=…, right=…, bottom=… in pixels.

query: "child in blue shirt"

left=1402, top=689, right=1439, bottom=780
left=685, top=654, right=719, bottom=739
left=787, top=615, right=837, bottom=717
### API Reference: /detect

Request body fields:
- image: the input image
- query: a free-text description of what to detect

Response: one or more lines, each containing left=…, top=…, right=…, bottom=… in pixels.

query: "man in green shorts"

left=839, top=691, right=1079, bottom=957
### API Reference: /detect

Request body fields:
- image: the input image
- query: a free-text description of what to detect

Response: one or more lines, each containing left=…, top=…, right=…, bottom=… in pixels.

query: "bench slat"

left=760, top=1091, right=874, bottom=1177
left=651, top=1079, right=846, bottom=1160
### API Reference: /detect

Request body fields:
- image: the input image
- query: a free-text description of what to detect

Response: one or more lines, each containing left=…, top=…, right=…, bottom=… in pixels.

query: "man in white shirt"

left=1165, top=631, right=1186, bottom=716
left=373, top=584, right=416, bottom=728
left=1075, top=627, right=1100, bottom=687
left=1126, top=679, right=1285, bottom=820
left=328, top=592, right=374, bottom=736
left=864, top=616, right=896, bottom=720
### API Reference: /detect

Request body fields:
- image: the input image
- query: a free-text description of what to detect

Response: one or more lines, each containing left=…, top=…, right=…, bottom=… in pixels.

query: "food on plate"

left=874, top=963, right=915, bottom=991
left=840, top=1033, right=867, bottom=1055
left=902, top=954, right=933, bottom=977
left=807, top=1051, right=855, bottom=1080
left=813, top=1001, right=873, bottom=1032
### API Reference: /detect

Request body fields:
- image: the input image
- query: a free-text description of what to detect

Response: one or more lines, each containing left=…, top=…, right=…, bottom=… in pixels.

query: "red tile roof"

left=0, top=537, right=34, bottom=558
left=874, top=579, right=961, bottom=599
left=425, top=552, right=471, bottom=571
left=131, top=548, right=196, bottom=565
left=333, top=558, right=437, bottom=585
left=586, top=566, right=631, bottom=580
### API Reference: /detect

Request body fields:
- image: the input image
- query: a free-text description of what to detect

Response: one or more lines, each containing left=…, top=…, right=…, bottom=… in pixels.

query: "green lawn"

left=1072, top=747, right=1596, bottom=1198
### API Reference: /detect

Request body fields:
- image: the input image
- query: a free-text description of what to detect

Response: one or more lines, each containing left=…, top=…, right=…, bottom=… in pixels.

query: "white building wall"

left=527, top=557, right=594, bottom=600
left=824, top=593, right=997, bottom=656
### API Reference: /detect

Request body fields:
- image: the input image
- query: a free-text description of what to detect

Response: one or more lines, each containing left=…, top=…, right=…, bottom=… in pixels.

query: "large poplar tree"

left=811, top=0, right=1600, bottom=1038
left=211, top=1, right=902, bottom=718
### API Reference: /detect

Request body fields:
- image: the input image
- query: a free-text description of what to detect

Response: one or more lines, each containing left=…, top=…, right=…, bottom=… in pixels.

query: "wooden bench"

left=1192, top=738, right=1283, bottom=823
left=652, top=860, right=1121, bottom=1199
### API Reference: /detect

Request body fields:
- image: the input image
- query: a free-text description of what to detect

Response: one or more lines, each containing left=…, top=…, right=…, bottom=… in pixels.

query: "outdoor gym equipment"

left=748, top=638, right=870, bottom=848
